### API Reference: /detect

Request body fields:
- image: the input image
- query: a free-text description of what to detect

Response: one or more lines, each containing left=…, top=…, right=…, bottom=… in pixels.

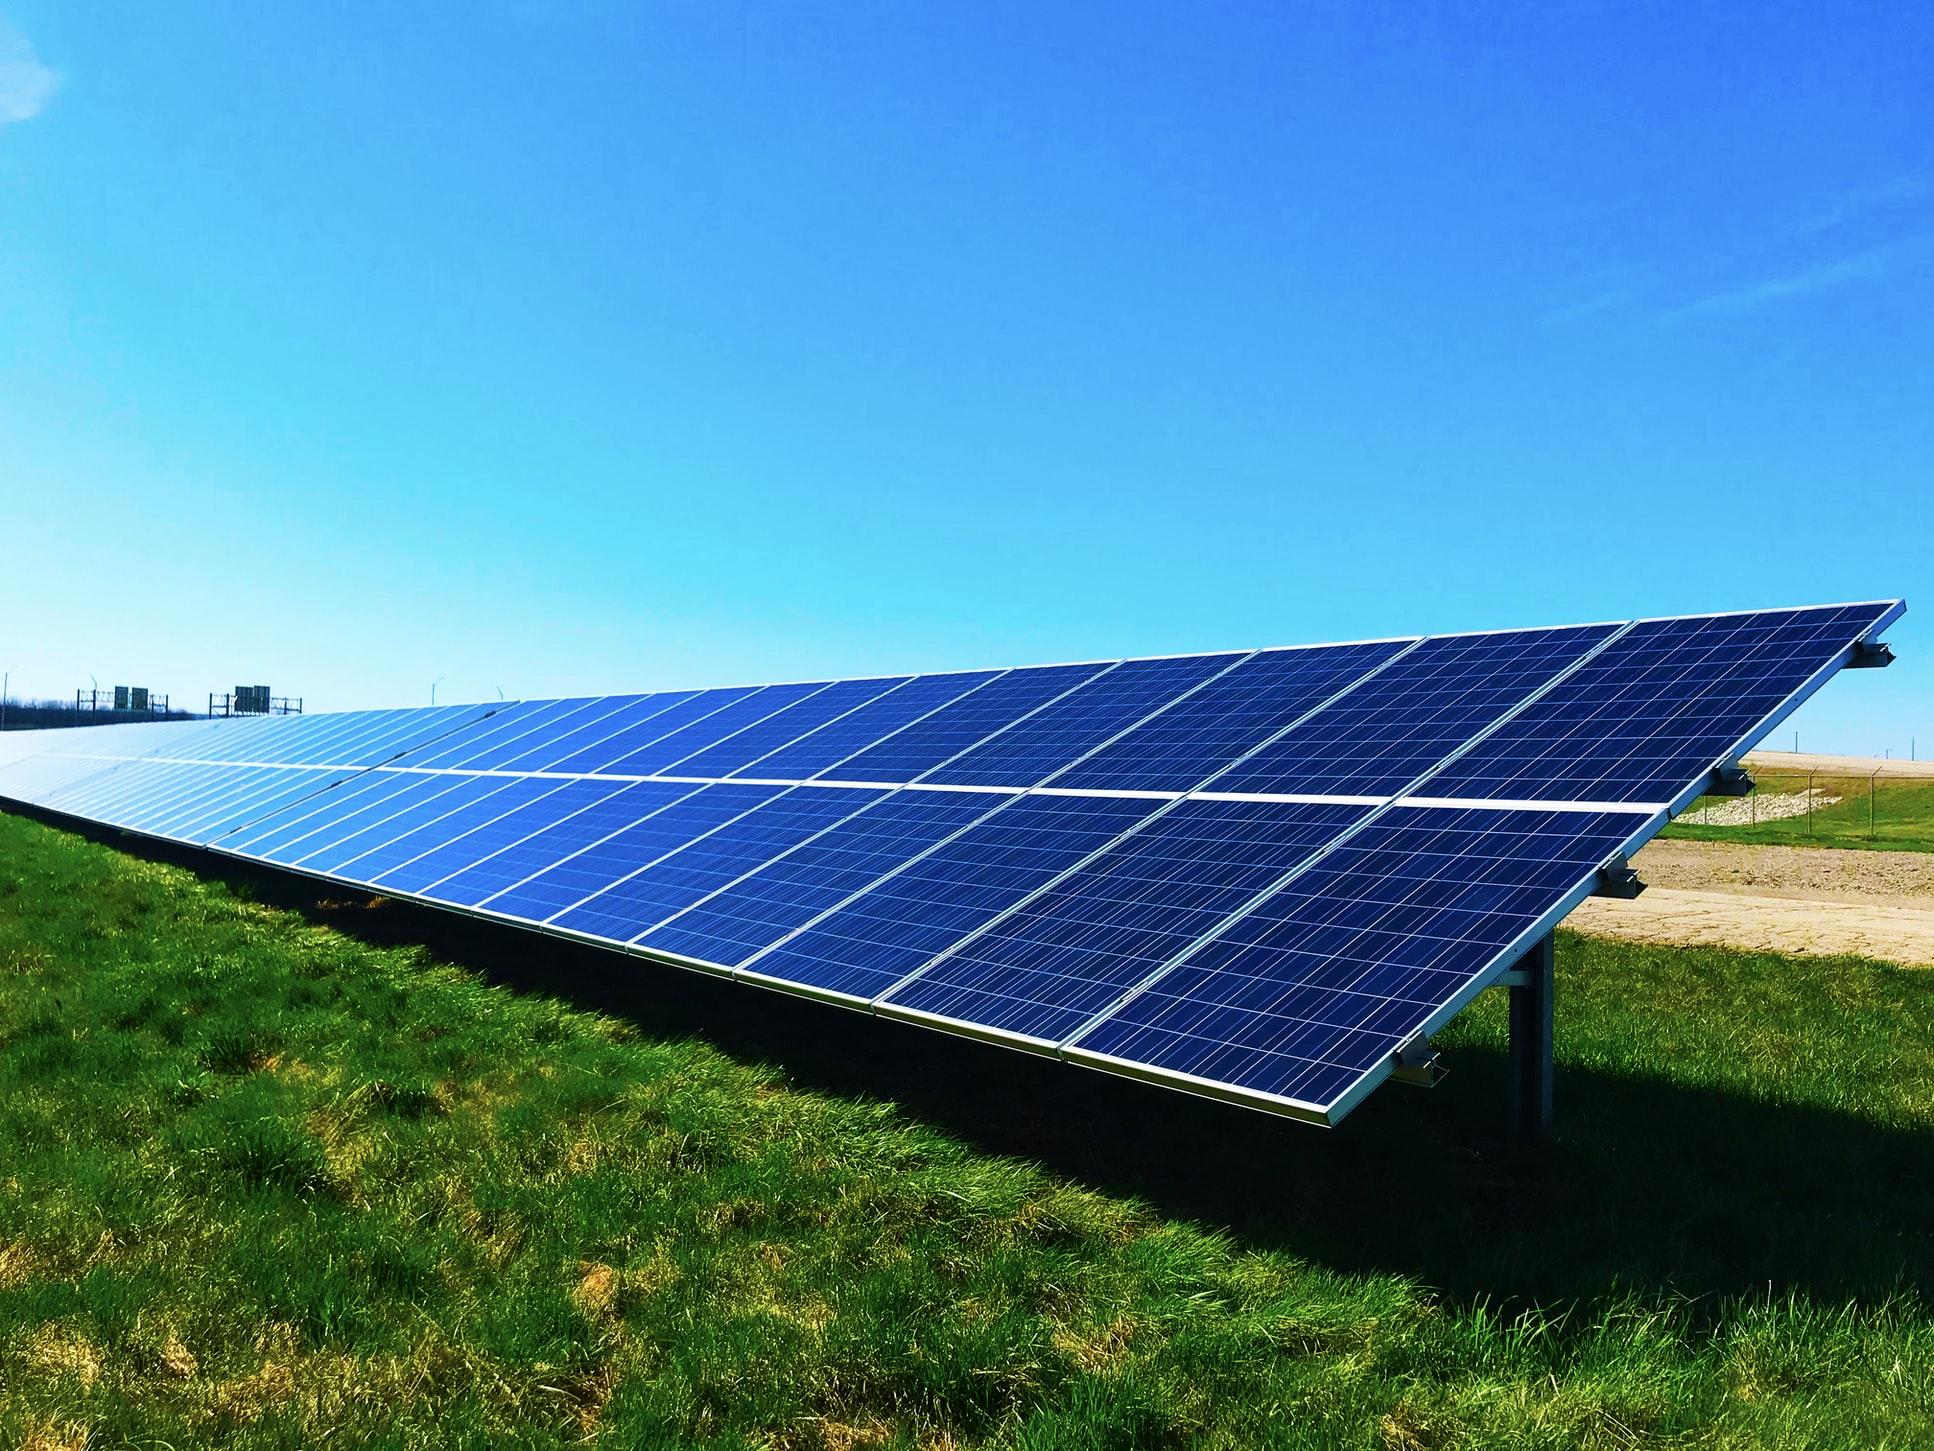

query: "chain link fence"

left=1675, top=766, right=1924, bottom=846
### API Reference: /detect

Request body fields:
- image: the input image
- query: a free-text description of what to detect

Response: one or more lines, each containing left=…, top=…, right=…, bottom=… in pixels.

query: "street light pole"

left=431, top=676, right=446, bottom=707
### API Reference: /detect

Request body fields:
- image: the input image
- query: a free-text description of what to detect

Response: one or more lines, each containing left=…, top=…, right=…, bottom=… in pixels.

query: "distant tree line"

left=0, top=697, right=197, bottom=730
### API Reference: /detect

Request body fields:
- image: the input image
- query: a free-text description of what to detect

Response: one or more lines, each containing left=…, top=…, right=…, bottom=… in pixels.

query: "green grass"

left=1, top=811, right=1932, bottom=1449
left=1663, top=773, right=1934, bottom=852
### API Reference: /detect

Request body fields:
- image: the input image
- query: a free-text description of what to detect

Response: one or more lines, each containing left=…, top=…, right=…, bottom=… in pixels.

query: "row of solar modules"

left=0, top=601, right=1900, bottom=1121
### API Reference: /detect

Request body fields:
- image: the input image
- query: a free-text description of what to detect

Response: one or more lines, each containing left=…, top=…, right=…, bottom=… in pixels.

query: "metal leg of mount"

left=1507, top=933, right=1554, bottom=1150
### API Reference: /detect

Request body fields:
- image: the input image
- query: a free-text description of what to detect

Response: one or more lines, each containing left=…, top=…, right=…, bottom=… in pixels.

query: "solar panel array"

left=0, top=600, right=1901, bottom=1124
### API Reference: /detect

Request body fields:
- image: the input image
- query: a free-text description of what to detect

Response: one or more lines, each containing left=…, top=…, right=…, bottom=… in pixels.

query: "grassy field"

left=1, top=810, right=1931, bottom=1449
left=1663, top=773, right=1934, bottom=853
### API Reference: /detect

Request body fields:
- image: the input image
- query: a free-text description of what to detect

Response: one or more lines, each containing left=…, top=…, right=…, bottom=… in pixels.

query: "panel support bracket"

left=1391, top=1035, right=1443, bottom=1088
left=1592, top=857, right=1645, bottom=899
left=1707, top=763, right=1754, bottom=797
left=1849, top=640, right=1895, bottom=669
left=1507, top=933, right=1554, bottom=1150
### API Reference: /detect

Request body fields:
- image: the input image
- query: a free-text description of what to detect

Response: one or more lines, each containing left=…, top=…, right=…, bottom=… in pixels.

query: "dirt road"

left=1627, top=839, right=1934, bottom=903
left=1565, top=839, right=1934, bottom=966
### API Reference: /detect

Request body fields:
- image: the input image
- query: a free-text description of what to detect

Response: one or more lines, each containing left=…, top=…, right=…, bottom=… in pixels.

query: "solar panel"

left=550, top=786, right=890, bottom=942
left=333, top=775, right=569, bottom=885
left=1417, top=606, right=1893, bottom=806
left=876, top=797, right=1372, bottom=1045
left=668, top=676, right=911, bottom=778
left=1049, top=639, right=1414, bottom=793
left=0, top=599, right=1901, bottom=1129
left=384, top=777, right=644, bottom=900
left=746, top=793, right=1164, bottom=1002
left=825, top=663, right=1112, bottom=783
left=737, top=669, right=1000, bottom=779
left=1064, top=805, right=1644, bottom=1115
left=435, top=785, right=715, bottom=909
left=636, top=790, right=1006, bottom=968
left=1209, top=625, right=1619, bottom=797
left=918, top=652, right=1244, bottom=789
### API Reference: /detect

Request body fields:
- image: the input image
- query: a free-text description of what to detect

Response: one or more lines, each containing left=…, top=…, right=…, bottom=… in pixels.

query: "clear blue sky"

left=2, top=3, right=1928, bottom=754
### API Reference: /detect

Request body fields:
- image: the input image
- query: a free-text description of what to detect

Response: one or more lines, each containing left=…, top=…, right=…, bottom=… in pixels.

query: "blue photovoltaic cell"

left=63, top=760, right=199, bottom=826
left=823, top=663, right=1110, bottom=783
left=43, top=766, right=140, bottom=812
left=247, top=774, right=457, bottom=867
left=922, top=652, right=1245, bottom=789
left=1052, top=640, right=1417, bottom=793
left=748, top=793, right=1160, bottom=1002
left=113, top=763, right=274, bottom=838
left=194, top=769, right=355, bottom=844
left=332, top=775, right=565, bottom=883
left=219, top=770, right=422, bottom=857
left=278, top=704, right=494, bottom=767
left=199, top=705, right=455, bottom=769
left=33, top=759, right=178, bottom=819
left=28, top=746, right=192, bottom=814
left=153, top=719, right=263, bottom=760
left=158, top=713, right=336, bottom=764
left=295, top=706, right=474, bottom=767
left=636, top=790, right=1011, bottom=967
left=0, top=721, right=166, bottom=782
left=1420, top=604, right=1896, bottom=804
left=663, top=676, right=911, bottom=779
left=45, top=754, right=190, bottom=824
left=0, top=753, right=124, bottom=807
left=90, top=761, right=270, bottom=828
left=484, top=693, right=683, bottom=773
left=0, top=722, right=181, bottom=796
left=551, top=786, right=885, bottom=943
left=167, top=713, right=306, bottom=760
left=291, top=774, right=491, bottom=874
left=131, top=718, right=264, bottom=764
left=880, top=798, right=1371, bottom=1043
left=598, top=682, right=833, bottom=776
left=1214, top=625, right=1619, bottom=798
left=740, top=670, right=1000, bottom=780
left=481, top=782, right=782, bottom=926
left=163, top=762, right=357, bottom=834
left=518, top=691, right=737, bottom=775
left=417, top=779, right=699, bottom=907
left=1069, top=805, right=1640, bottom=1111
left=373, top=776, right=642, bottom=898
left=402, top=696, right=611, bottom=770
left=114, top=763, right=276, bottom=835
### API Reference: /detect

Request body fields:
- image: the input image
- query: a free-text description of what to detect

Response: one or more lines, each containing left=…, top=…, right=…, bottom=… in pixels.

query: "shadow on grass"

left=46, top=811, right=1934, bottom=1315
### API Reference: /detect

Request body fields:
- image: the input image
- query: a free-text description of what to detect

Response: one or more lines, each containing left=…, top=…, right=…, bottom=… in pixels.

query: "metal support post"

left=1508, top=933, right=1554, bottom=1149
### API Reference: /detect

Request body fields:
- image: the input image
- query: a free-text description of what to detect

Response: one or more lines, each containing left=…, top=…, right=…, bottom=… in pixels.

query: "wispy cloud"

left=0, top=14, right=60, bottom=125
left=1544, top=172, right=1928, bottom=328
left=1661, top=248, right=1890, bottom=321
left=1539, top=268, right=1652, bottom=324
left=1798, top=173, right=1930, bottom=238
